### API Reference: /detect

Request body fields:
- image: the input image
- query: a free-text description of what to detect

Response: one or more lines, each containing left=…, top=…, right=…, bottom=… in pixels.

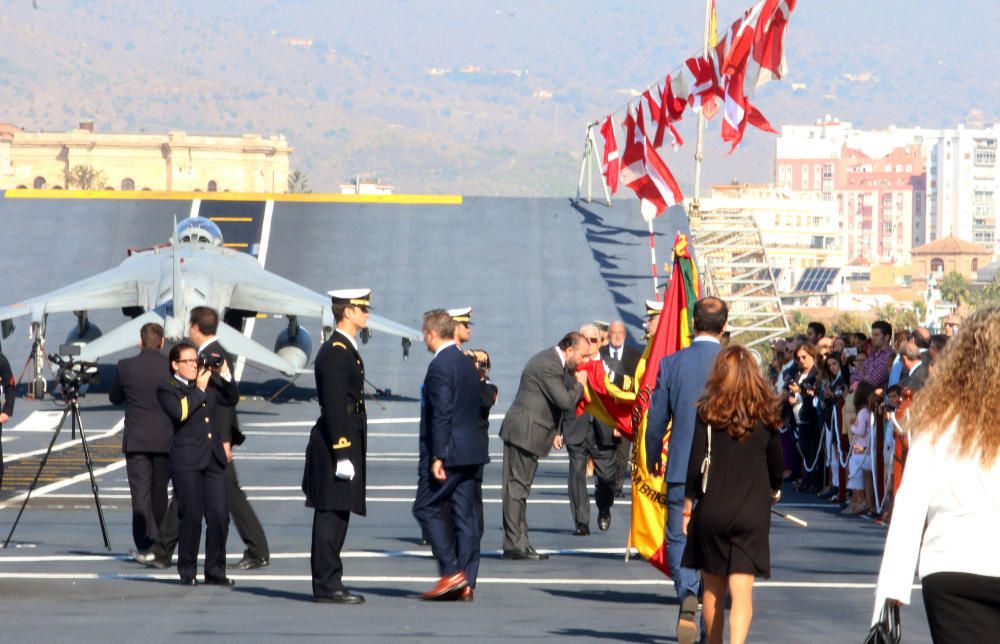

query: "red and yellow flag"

left=628, top=233, right=700, bottom=575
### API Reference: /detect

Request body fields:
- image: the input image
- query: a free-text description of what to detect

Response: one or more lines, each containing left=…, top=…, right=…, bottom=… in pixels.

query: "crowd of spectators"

left=768, top=317, right=957, bottom=523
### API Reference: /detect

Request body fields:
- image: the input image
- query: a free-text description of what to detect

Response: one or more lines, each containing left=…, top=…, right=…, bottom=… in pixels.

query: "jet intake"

left=65, top=311, right=102, bottom=349
left=274, top=321, right=312, bottom=371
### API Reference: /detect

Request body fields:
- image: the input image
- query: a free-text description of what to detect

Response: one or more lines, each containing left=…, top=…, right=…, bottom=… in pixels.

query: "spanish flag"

left=628, top=233, right=700, bottom=574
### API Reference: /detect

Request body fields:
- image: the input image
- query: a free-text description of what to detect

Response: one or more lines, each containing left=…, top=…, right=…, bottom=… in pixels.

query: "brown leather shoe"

left=421, top=571, right=468, bottom=600
left=457, top=586, right=474, bottom=602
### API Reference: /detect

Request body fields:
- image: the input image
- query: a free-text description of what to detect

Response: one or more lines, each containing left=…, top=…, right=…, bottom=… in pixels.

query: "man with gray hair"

left=562, top=324, right=618, bottom=535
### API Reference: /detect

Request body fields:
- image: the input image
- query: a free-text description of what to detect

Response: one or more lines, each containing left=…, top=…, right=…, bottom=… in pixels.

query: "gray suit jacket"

left=500, top=347, right=583, bottom=457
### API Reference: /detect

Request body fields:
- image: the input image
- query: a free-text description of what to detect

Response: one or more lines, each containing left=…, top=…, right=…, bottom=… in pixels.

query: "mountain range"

left=1, top=0, right=996, bottom=196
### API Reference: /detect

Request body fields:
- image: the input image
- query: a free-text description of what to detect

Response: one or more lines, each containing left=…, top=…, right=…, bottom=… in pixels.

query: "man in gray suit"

left=645, top=296, right=728, bottom=644
left=500, top=332, right=589, bottom=560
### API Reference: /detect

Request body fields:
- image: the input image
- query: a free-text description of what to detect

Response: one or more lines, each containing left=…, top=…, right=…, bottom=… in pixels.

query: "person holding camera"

left=133, top=308, right=270, bottom=571
left=0, top=347, right=15, bottom=490
left=157, top=341, right=239, bottom=585
left=108, top=323, right=172, bottom=553
left=188, top=307, right=270, bottom=570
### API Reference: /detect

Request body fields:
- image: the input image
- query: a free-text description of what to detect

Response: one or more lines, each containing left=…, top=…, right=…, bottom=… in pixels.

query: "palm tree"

left=939, top=271, right=969, bottom=307
left=979, top=273, right=1000, bottom=303
left=287, top=170, right=311, bottom=194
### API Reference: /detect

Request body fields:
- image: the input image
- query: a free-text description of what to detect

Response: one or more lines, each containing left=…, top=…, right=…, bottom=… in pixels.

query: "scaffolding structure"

left=690, top=207, right=789, bottom=349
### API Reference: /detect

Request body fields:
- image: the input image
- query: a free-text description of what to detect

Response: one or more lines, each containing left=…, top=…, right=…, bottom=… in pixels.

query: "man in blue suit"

left=645, top=296, right=728, bottom=644
left=413, top=309, right=491, bottom=602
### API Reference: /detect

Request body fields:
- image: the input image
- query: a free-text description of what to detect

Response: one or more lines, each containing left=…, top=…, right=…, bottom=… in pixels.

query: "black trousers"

left=413, top=464, right=484, bottom=586
left=796, top=421, right=824, bottom=490
left=125, top=452, right=170, bottom=552
left=566, top=436, right=616, bottom=527
left=922, top=572, right=1000, bottom=641
left=226, top=461, right=270, bottom=559
left=150, top=460, right=269, bottom=560
left=311, top=509, right=351, bottom=598
left=612, top=437, right=630, bottom=493
left=0, top=424, right=4, bottom=490
left=172, top=458, right=229, bottom=580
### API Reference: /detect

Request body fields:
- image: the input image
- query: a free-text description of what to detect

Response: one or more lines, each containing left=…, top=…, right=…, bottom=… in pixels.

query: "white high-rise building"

left=774, top=117, right=1000, bottom=265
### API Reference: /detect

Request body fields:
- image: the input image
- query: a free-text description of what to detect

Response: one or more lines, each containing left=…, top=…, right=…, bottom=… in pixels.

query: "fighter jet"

left=0, top=216, right=420, bottom=393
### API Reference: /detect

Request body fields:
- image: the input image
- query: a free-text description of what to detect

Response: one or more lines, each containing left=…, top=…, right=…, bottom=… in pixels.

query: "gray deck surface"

left=0, top=194, right=930, bottom=642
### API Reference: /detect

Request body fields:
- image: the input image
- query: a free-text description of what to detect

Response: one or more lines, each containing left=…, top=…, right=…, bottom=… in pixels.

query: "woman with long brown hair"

left=682, top=345, right=784, bottom=644
left=873, top=304, right=1000, bottom=639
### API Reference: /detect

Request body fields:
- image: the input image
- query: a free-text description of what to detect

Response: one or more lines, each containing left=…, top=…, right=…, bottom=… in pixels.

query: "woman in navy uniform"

left=303, top=288, right=370, bottom=604
left=158, top=341, right=239, bottom=586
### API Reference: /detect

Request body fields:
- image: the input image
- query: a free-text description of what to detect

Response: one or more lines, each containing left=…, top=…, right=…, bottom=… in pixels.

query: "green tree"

left=831, top=311, right=866, bottom=335
left=785, top=310, right=809, bottom=335
left=939, top=271, right=970, bottom=307
left=978, top=272, right=1000, bottom=302
left=66, top=164, right=107, bottom=190
left=287, top=170, right=311, bottom=194
left=873, top=303, right=918, bottom=332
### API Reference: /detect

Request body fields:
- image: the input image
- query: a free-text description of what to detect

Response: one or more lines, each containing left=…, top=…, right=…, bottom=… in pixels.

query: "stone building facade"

left=0, top=122, right=292, bottom=193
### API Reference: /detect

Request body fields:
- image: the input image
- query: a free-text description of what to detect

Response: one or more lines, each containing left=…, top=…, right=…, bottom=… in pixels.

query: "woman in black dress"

left=682, top=345, right=784, bottom=644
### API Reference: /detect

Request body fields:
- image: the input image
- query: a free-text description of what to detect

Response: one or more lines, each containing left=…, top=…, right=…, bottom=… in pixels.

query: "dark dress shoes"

left=227, top=555, right=269, bottom=570
left=421, top=571, right=468, bottom=600
left=501, top=548, right=549, bottom=561
left=133, top=551, right=171, bottom=569
left=573, top=524, right=590, bottom=536
left=204, top=576, right=236, bottom=587
left=179, top=576, right=198, bottom=586
left=456, top=586, right=474, bottom=602
left=598, top=512, right=612, bottom=531
left=315, top=590, right=365, bottom=605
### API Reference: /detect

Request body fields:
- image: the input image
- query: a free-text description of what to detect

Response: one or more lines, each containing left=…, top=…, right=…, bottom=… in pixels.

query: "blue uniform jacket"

left=419, top=344, right=490, bottom=469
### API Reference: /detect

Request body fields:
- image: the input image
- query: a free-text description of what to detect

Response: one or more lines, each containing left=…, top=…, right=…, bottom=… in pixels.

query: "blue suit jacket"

left=419, top=344, right=490, bottom=469
left=644, top=339, right=721, bottom=484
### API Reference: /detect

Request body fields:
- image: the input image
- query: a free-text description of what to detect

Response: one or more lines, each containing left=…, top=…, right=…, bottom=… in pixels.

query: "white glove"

left=335, top=458, right=355, bottom=481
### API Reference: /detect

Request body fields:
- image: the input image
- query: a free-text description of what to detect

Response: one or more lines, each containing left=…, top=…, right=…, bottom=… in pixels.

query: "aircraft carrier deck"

left=0, top=191, right=930, bottom=642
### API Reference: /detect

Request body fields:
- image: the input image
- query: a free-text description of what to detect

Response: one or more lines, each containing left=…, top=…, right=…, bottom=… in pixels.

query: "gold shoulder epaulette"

left=332, top=437, right=352, bottom=450
left=331, top=341, right=348, bottom=350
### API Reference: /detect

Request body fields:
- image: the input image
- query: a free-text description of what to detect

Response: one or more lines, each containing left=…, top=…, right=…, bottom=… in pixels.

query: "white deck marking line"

left=95, top=484, right=574, bottom=492
left=233, top=198, right=274, bottom=382
left=0, top=459, right=128, bottom=510
left=189, top=199, right=201, bottom=219
left=231, top=456, right=571, bottom=464
left=243, top=414, right=505, bottom=428
left=5, top=410, right=70, bottom=432
left=0, top=572, right=915, bottom=590
left=2, top=418, right=125, bottom=464
left=29, top=495, right=602, bottom=505
left=241, top=431, right=504, bottom=439
left=0, top=547, right=635, bottom=563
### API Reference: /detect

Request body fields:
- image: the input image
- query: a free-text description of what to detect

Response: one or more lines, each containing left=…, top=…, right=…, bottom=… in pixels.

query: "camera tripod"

left=3, top=394, right=111, bottom=551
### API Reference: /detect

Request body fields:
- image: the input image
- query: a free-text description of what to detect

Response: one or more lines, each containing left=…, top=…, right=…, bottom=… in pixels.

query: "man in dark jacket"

left=413, top=310, right=491, bottom=601
left=499, top=332, right=588, bottom=560
left=109, top=323, right=172, bottom=552
left=645, top=297, right=728, bottom=644
left=303, top=288, right=371, bottom=605
left=0, top=346, right=15, bottom=490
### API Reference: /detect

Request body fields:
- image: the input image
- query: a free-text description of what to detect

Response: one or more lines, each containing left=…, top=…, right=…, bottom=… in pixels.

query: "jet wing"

left=77, top=311, right=164, bottom=362
left=0, top=261, right=151, bottom=324
left=216, top=256, right=422, bottom=341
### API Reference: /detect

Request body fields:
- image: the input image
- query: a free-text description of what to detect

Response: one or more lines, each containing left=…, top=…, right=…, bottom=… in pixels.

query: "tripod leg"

left=74, top=405, right=112, bottom=551
left=3, top=408, right=69, bottom=548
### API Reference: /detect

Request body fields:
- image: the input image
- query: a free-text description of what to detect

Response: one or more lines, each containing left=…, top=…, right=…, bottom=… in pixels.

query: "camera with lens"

left=198, top=352, right=226, bottom=370
left=50, top=344, right=99, bottom=398
left=464, top=348, right=491, bottom=380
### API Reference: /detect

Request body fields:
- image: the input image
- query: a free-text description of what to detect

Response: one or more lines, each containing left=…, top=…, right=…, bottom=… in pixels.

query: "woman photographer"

left=157, top=341, right=239, bottom=586
left=682, top=345, right=783, bottom=644
left=873, top=305, right=1000, bottom=639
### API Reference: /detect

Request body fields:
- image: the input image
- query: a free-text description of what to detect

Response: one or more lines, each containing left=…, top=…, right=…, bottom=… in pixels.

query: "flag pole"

left=690, top=0, right=714, bottom=216
left=649, top=219, right=660, bottom=298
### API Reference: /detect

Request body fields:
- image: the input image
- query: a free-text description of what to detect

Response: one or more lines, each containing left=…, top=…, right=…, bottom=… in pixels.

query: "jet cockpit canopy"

left=176, top=217, right=223, bottom=246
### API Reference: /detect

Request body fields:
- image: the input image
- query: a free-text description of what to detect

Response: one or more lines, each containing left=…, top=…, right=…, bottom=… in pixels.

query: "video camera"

left=198, top=352, right=226, bottom=370
left=49, top=344, right=99, bottom=398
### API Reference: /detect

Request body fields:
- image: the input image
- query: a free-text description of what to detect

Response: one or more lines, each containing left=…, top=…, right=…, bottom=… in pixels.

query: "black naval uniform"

left=157, top=374, right=239, bottom=582
left=303, top=329, right=368, bottom=600
left=0, top=350, right=15, bottom=490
